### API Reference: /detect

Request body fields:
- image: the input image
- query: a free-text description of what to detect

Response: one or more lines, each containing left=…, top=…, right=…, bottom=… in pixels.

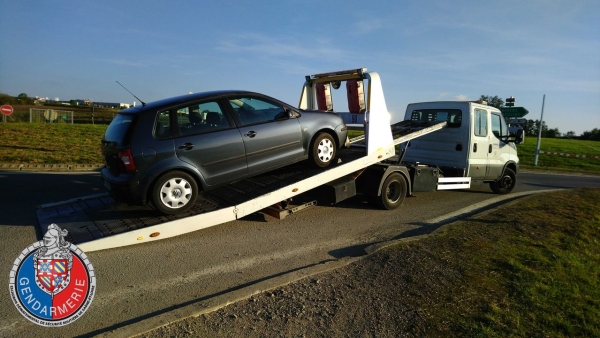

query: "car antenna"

left=116, top=81, right=146, bottom=107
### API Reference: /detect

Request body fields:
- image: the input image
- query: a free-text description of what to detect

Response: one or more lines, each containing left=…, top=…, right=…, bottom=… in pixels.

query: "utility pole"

left=534, top=94, right=546, bottom=166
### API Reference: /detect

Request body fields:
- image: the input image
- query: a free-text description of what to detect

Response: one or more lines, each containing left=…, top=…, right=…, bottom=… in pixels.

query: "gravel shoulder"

left=136, top=191, right=577, bottom=338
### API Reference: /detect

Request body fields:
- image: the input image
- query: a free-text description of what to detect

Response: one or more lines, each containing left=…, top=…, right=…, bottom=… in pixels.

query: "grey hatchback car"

left=101, top=90, right=348, bottom=214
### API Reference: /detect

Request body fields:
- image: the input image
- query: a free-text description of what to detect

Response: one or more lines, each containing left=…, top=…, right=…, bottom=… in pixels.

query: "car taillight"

left=118, top=148, right=136, bottom=172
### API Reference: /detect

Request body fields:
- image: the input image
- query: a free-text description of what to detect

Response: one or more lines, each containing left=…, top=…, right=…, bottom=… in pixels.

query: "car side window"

left=228, top=97, right=286, bottom=126
left=173, top=101, right=231, bottom=136
left=474, top=109, right=488, bottom=137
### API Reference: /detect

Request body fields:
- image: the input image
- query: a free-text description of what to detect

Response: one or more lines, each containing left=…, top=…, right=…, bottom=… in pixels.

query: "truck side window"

left=491, top=113, right=508, bottom=139
left=474, top=109, right=487, bottom=137
left=410, top=109, right=461, bottom=127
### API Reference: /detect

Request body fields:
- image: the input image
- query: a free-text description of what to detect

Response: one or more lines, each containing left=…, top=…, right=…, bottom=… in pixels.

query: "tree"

left=479, top=95, right=504, bottom=109
left=546, top=128, right=561, bottom=138
left=565, top=131, right=576, bottom=138
left=581, top=128, right=600, bottom=141
left=16, top=93, right=33, bottom=104
left=526, top=119, right=549, bottom=137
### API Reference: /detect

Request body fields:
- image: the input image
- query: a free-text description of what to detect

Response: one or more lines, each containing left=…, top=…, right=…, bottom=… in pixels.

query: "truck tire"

left=489, top=167, right=516, bottom=194
left=151, top=171, right=198, bottom=215
left=310, top=132, right=336, bottom=168
left=377, top=173, right=407, bottom=210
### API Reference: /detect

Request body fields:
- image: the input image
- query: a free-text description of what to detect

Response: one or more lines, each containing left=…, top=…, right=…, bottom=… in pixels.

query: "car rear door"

left=170, top=100, right=248, bottom=187
left=226, top=95, right=304, bottom=175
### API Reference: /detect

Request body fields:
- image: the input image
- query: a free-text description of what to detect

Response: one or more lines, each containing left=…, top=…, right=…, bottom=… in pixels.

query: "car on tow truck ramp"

left=101, top=90, right=348, bottom=215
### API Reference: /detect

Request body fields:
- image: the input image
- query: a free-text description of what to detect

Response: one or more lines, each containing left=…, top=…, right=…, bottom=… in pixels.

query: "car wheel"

left=489, top=168, right=516, bottom=194
left=377, top=173, right=407, bottom=210
left=311, top=132, right=336, bottom=168
left=151, top=171, right=198, bottom=215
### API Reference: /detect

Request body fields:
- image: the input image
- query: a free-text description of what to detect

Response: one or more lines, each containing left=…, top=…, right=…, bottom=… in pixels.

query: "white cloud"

left=454, top=95, right=468, bottom=100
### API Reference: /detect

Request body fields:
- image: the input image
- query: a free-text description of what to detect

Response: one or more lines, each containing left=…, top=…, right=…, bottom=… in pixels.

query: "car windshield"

left=104, top=113, right=137, bottom=145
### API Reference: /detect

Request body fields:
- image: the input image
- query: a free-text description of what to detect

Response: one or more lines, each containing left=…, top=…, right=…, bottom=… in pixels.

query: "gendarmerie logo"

left=9, top=224, right=96, bottom=327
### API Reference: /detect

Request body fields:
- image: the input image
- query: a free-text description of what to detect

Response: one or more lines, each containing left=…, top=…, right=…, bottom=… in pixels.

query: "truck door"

left=469, top=108, right=490, bottom=179
left=488, top=113, right=511, bottom=179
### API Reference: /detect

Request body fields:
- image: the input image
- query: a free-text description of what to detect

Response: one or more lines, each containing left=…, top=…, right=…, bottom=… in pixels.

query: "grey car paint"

left=101, top=90, right=347, bottom=207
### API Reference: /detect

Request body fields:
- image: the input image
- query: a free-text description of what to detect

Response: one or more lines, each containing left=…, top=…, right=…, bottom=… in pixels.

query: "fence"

left=30, top=109, right=74, bottom=124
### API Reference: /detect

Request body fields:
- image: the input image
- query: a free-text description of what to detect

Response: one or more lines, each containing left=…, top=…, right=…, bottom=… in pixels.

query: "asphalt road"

left=0, top=170, right=599, bottom=337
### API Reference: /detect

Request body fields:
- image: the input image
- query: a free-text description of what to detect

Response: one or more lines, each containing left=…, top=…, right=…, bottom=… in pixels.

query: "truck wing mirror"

left=515, top=129, right=525, bottom=144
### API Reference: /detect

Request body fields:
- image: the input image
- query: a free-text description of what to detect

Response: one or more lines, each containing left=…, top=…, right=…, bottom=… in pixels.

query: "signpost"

left=500, top=107, right=529, bottom=118
left=1, top=105, right=13, bottom=115
left=1, top=104, right=13, bottom=122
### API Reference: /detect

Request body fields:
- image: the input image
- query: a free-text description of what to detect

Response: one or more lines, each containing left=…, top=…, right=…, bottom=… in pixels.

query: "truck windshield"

left=410, top=109, right=461, bottom=128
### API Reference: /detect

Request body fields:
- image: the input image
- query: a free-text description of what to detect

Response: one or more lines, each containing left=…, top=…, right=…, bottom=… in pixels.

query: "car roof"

left=119, top=90, right=262, bottom=113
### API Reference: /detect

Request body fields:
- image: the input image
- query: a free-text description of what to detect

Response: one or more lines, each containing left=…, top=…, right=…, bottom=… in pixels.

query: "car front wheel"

left=311, top=132, right=336, bottom=168
left=151, top=171, right=198, bottom=214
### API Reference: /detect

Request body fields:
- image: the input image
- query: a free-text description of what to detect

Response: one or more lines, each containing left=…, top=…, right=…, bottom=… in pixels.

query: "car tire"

left=489, top=167, right=516, bottom=194
left=310, top=132, right=336, bottom=168
left=151, top=171, right=198, bottom=215
left=377, top=173, right=407, bottom=210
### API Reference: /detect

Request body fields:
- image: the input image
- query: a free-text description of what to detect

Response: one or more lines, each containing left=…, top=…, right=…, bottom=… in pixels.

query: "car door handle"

left=244, top=131, right=257, bottom=138
left=178, top=142, right=194, bottom=150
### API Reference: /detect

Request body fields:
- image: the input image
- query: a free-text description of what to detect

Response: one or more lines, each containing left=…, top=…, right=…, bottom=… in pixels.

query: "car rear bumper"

left=101, top=168, right=147, bottom=205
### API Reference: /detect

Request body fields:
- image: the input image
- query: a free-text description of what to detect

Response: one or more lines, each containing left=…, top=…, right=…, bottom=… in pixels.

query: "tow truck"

left=37, top=68, right=470, bottom=252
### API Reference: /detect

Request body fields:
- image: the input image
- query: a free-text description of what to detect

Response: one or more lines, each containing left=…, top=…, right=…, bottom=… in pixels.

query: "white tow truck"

left=37, top=68, right=518, bottom=252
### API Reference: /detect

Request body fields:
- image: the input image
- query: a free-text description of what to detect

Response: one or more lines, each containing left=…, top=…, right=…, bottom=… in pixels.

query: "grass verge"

left=418, top=188, right=600, bottom=337
left=0, top=123, right=106, bottom=164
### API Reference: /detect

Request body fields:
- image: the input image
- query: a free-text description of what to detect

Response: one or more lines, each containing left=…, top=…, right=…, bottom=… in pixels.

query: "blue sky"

left=1, top=0, right=598, bottom=135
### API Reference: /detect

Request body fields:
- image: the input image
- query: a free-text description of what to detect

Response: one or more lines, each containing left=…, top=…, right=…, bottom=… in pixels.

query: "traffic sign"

left=1, top=105, right=13, bottom=115
left=500, top=107, right=528, bottom=118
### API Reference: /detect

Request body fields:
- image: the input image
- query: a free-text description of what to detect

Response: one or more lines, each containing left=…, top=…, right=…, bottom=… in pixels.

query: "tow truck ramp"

left=36, top=120, right=447, bottom=252
left=36, top=69, right=459, bottom=252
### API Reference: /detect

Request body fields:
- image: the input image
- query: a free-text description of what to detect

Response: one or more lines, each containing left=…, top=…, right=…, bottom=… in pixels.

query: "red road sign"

left=1, top=105, right=13, bottom=115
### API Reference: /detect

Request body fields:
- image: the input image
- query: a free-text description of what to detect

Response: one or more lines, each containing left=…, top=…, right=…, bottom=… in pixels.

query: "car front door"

left=171, top=101, right=248, bottom=187
left=227, top=96, right=304, bottom=175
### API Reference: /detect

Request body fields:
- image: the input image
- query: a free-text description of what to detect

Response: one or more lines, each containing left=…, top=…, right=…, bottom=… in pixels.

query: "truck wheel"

left=310, top=132, right=336, bottom=168
left=489, top=168, right=516, bottom=194
left=151, top=171, right=198, bottom=215
left=377, top=173, right=407, bottom=210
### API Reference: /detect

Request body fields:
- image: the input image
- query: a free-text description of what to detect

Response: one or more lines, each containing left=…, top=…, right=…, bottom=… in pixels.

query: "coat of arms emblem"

left=34, top=224, right=73, bottom=298
left=9, top=223, right=96, bottom=327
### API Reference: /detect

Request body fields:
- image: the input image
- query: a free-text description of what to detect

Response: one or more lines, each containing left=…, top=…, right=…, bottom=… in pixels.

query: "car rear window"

left=104, top=113, right=137, bottom=145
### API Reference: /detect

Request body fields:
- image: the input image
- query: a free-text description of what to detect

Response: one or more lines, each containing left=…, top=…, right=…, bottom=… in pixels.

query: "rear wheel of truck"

left=377, top=173, right=407, bottom=210
left=490, top=167, right=516, bottom=194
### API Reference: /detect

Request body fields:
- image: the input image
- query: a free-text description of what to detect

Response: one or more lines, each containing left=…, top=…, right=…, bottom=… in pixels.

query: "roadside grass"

left=0, top=123, right=106, bottom=163
left=517, top=137, right=600, bottom=173
left=0, top=123, right=598, bottom=175
left=416, top=188, right=600, bottom=337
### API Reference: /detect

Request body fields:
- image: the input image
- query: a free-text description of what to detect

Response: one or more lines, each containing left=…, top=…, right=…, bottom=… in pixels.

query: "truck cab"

left=402, top=101, right=521, bottom=193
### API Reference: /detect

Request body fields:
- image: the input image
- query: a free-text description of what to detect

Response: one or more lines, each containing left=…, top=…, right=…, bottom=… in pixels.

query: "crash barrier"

left=539, top=150, right=600, bottom=160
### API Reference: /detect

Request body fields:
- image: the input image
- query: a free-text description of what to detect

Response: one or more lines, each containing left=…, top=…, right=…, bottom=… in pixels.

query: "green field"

left=0, top=123, right=107, bottom=164
left=0, top=123, right=599, bottom=174
left=517, top=136, right=600, bottom=172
